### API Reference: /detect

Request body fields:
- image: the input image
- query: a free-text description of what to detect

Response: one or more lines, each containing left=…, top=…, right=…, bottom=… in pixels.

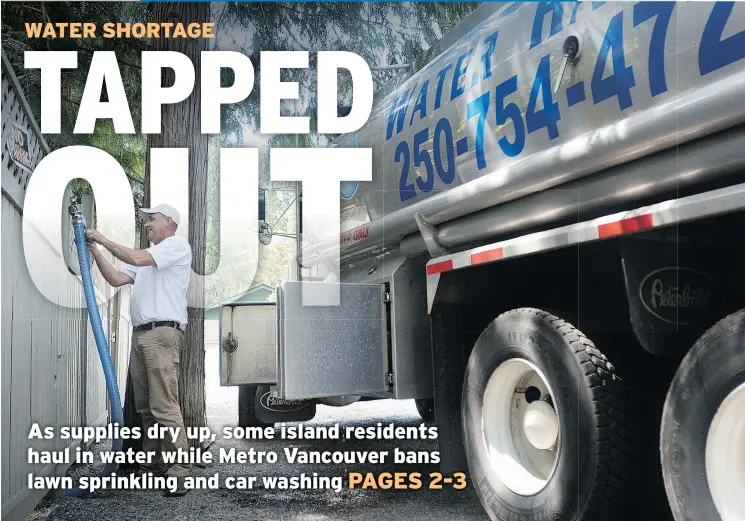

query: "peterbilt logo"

left=639, top=267, right=719, bottom=325
left=260, top=392, right=309, bottom=412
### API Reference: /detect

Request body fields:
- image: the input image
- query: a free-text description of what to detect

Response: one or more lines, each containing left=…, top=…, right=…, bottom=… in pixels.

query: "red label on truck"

left=342, top=224, right=370, bottom=246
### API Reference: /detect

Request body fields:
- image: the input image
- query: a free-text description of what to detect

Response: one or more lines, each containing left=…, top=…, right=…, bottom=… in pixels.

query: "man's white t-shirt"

left=120, top=236, right=192, bottom=327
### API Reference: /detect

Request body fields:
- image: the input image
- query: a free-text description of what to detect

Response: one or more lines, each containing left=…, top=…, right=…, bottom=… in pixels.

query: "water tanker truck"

left=220, top=2, right=745, bottom=520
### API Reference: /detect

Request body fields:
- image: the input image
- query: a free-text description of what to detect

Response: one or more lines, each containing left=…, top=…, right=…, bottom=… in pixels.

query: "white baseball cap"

left=139, top=203, right=181, bottom=226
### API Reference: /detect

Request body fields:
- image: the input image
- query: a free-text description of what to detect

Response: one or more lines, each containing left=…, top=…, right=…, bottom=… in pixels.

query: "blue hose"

left=65, top=210, right=123, bottom=497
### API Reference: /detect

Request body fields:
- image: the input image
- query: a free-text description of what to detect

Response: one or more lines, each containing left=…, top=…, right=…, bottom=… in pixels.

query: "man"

left=86, top=203, right=192, bottom=496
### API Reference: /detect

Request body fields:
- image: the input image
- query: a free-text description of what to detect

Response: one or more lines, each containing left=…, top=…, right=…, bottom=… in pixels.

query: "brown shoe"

left=139, top=465, right=166, bottom=478
left=163, top=476, right=190, bottom=497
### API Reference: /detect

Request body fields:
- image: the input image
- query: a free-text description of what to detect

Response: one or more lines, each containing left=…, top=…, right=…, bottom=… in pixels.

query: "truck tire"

left=415, top=398, right=435, bottom=422
left=462, top=308, right=634, bottom=521
left=238, top=385, right=271, bottom=428
left=661, top=309, right=745, bottom=521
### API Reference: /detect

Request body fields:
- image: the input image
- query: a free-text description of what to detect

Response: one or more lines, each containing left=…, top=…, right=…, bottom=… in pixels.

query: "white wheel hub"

left=524, top=400, right=559, bottom=450
left=706, top=382, right=745, bottom=521
left=482, top=359, right=560, bottom=496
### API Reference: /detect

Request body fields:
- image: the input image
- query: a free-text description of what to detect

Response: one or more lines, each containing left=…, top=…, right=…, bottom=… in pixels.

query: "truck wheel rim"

left=482, top=358, right=560, bottom=496
left=706, top=382, right=745, bottom=521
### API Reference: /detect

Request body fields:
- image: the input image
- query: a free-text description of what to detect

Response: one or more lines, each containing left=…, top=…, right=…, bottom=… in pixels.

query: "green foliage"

left=211, top=2, right=478, bottom=138
left=2, top=2, right=148, bottom=199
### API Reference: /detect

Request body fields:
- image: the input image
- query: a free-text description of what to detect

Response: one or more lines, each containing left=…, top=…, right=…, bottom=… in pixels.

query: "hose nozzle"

left=69, top=197, right=86, bottom=228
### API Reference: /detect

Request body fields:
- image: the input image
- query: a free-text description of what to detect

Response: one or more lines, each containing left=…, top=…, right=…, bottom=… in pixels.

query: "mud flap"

left=254, top=385, right=316, bottom=424
left=430, top=305, right=469, bottom=475
left=621, top=237, right=727, bottom=355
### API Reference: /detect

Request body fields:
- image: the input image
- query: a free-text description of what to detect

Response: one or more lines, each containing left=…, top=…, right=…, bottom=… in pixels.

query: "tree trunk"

left=122, top=1, right=210, bottom=452
left=121, top=143, right=149, bottom=458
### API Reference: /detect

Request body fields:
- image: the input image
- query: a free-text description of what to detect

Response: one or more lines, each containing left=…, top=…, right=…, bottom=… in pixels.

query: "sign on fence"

left=5, top=122, right=33, bottom=171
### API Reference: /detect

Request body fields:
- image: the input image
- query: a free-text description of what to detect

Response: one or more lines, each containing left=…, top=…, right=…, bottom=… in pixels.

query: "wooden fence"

left=1, top=48, right=130, bottom=521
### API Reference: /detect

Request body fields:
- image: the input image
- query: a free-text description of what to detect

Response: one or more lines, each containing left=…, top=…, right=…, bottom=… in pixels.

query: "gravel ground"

left=29, top=344, right=489, bottom=521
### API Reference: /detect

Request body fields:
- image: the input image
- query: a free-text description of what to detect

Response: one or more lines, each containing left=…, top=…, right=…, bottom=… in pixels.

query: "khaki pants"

left=129, top=326, right=190, bottom=478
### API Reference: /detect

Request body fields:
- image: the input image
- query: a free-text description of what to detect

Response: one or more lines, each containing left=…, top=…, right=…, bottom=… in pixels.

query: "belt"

left=133, top=321, right=182, bottom=332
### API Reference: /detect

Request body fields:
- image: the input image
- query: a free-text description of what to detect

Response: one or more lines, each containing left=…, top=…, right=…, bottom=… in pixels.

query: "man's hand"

left=82, top=239, right=134, bottom=287
left=86, top=229, right=105, bottom=244
left=84, top=228, right=153, bottom=267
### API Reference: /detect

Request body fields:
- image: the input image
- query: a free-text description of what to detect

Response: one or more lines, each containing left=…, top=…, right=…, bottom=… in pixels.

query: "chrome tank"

left=324, top=1, right=745, bottom=263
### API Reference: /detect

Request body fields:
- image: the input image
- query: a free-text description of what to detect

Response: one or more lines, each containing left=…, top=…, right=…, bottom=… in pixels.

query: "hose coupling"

left=68, top=197, right=86, bottom=228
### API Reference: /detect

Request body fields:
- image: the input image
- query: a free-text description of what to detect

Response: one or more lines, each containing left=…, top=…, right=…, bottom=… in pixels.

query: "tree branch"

left=284, top=26, right=310, bottom=52
left=41, top=2, right=52, bottom=51
left=75, top=45, right=143, bottom=70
